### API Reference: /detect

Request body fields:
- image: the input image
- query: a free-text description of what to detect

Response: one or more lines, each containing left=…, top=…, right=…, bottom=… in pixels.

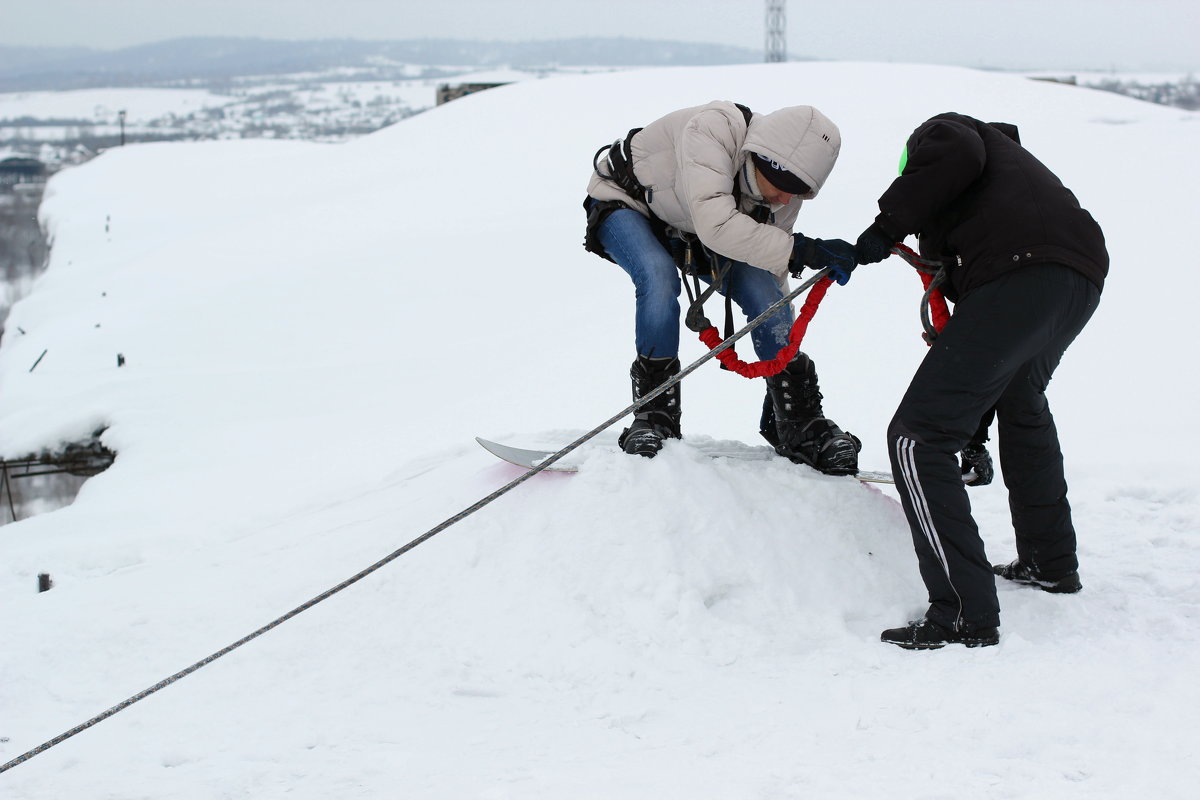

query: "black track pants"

left=888, top=263, right=1100, bottom=630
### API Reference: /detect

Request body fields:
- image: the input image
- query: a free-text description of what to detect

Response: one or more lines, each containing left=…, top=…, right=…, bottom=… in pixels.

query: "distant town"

left=0, top=65, right=541, bottom=169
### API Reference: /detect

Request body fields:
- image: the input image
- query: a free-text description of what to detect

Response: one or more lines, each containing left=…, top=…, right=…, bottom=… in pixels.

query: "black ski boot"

left=618, top=355, right=682, bottom=458
left=760, top=353, right=860, bottom=475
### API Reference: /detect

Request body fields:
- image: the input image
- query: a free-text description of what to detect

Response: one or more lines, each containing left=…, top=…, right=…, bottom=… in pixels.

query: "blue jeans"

left=595, top=207, right=793, bottom=360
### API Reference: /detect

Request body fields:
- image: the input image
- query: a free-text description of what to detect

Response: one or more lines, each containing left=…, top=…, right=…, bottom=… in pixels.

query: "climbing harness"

left=592, top=103, right=754, bottom=208
left=585, top=102, right=756, bottom=266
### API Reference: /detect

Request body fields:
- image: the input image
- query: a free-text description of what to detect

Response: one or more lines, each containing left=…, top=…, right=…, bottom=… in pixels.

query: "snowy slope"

left=1, top=62, right=1198, bottom=798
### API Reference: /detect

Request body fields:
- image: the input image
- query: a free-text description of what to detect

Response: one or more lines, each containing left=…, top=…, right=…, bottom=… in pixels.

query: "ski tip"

left=475, top=437, right=579, bottom=472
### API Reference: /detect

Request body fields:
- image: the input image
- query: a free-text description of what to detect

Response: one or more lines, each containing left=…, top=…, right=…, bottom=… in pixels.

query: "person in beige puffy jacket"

left=583, top=101, right=861, bottom=475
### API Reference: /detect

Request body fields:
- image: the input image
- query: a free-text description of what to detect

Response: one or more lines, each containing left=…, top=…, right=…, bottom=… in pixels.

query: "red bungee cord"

left=692, top=243, right=950, bottom=379
left=695, top=273, right=835, bottom=379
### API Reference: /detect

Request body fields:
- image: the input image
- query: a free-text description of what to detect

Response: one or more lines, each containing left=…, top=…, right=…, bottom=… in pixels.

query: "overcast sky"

left=4, top=0, right=1197, bottom=72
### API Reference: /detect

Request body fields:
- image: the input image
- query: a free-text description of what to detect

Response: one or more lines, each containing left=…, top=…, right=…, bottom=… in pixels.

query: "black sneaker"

left=993, top=560, right=1082, bottom=594
left=880, top=618, right=999, bottom=650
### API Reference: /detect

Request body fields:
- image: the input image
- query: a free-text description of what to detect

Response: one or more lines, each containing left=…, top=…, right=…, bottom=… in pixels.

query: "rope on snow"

left=0, top=269, right=836, bottom=776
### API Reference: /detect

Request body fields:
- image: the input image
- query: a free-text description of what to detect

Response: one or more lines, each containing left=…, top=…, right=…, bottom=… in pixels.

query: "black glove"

left=960, top=441, right=994, bottom=487
left=791, top=235, right=857, bottom=286
left=855, top=223, right=894, bottom=265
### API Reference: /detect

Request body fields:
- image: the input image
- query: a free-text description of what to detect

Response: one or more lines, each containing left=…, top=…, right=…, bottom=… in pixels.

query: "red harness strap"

left=696, top=275, right=834, bottom=379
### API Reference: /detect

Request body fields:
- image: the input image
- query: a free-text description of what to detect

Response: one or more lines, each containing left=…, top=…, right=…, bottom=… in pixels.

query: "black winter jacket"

left=873, top=112, right=1108, bottom=301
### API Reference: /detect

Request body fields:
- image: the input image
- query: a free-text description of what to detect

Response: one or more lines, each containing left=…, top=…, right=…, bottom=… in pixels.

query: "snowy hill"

left=1, top=62, right=1198, bottom=798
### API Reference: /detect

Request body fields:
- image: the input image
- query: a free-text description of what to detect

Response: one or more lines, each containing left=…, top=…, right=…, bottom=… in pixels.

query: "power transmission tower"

left=765, top=0, right=787, bottom=63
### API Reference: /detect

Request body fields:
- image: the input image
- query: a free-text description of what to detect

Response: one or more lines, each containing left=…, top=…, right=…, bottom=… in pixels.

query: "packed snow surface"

left=1, top=62, right=1198, bottom=798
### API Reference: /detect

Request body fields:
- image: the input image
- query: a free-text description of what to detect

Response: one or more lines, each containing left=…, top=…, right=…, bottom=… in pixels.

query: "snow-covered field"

left=1, top=61, right=1198, bottom=797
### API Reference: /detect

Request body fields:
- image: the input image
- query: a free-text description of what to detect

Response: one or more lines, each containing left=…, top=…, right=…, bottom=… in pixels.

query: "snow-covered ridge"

left=1, top=61, right=1198, bottom=797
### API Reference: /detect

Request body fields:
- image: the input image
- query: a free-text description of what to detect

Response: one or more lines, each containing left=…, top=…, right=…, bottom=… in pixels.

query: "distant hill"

left=0, top=37, right=761, bottom=91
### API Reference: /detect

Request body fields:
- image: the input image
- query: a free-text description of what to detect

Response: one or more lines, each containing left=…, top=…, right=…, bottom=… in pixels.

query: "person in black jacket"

left=854, top=112, right=1108, bottom=650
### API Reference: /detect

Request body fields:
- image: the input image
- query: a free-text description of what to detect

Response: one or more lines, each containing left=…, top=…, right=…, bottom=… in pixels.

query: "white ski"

left=475, top=437, right=895, bottom=484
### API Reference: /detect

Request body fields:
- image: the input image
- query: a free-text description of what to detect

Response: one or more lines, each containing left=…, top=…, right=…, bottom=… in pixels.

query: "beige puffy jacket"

left=587, top=101, right=842, bottom=278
